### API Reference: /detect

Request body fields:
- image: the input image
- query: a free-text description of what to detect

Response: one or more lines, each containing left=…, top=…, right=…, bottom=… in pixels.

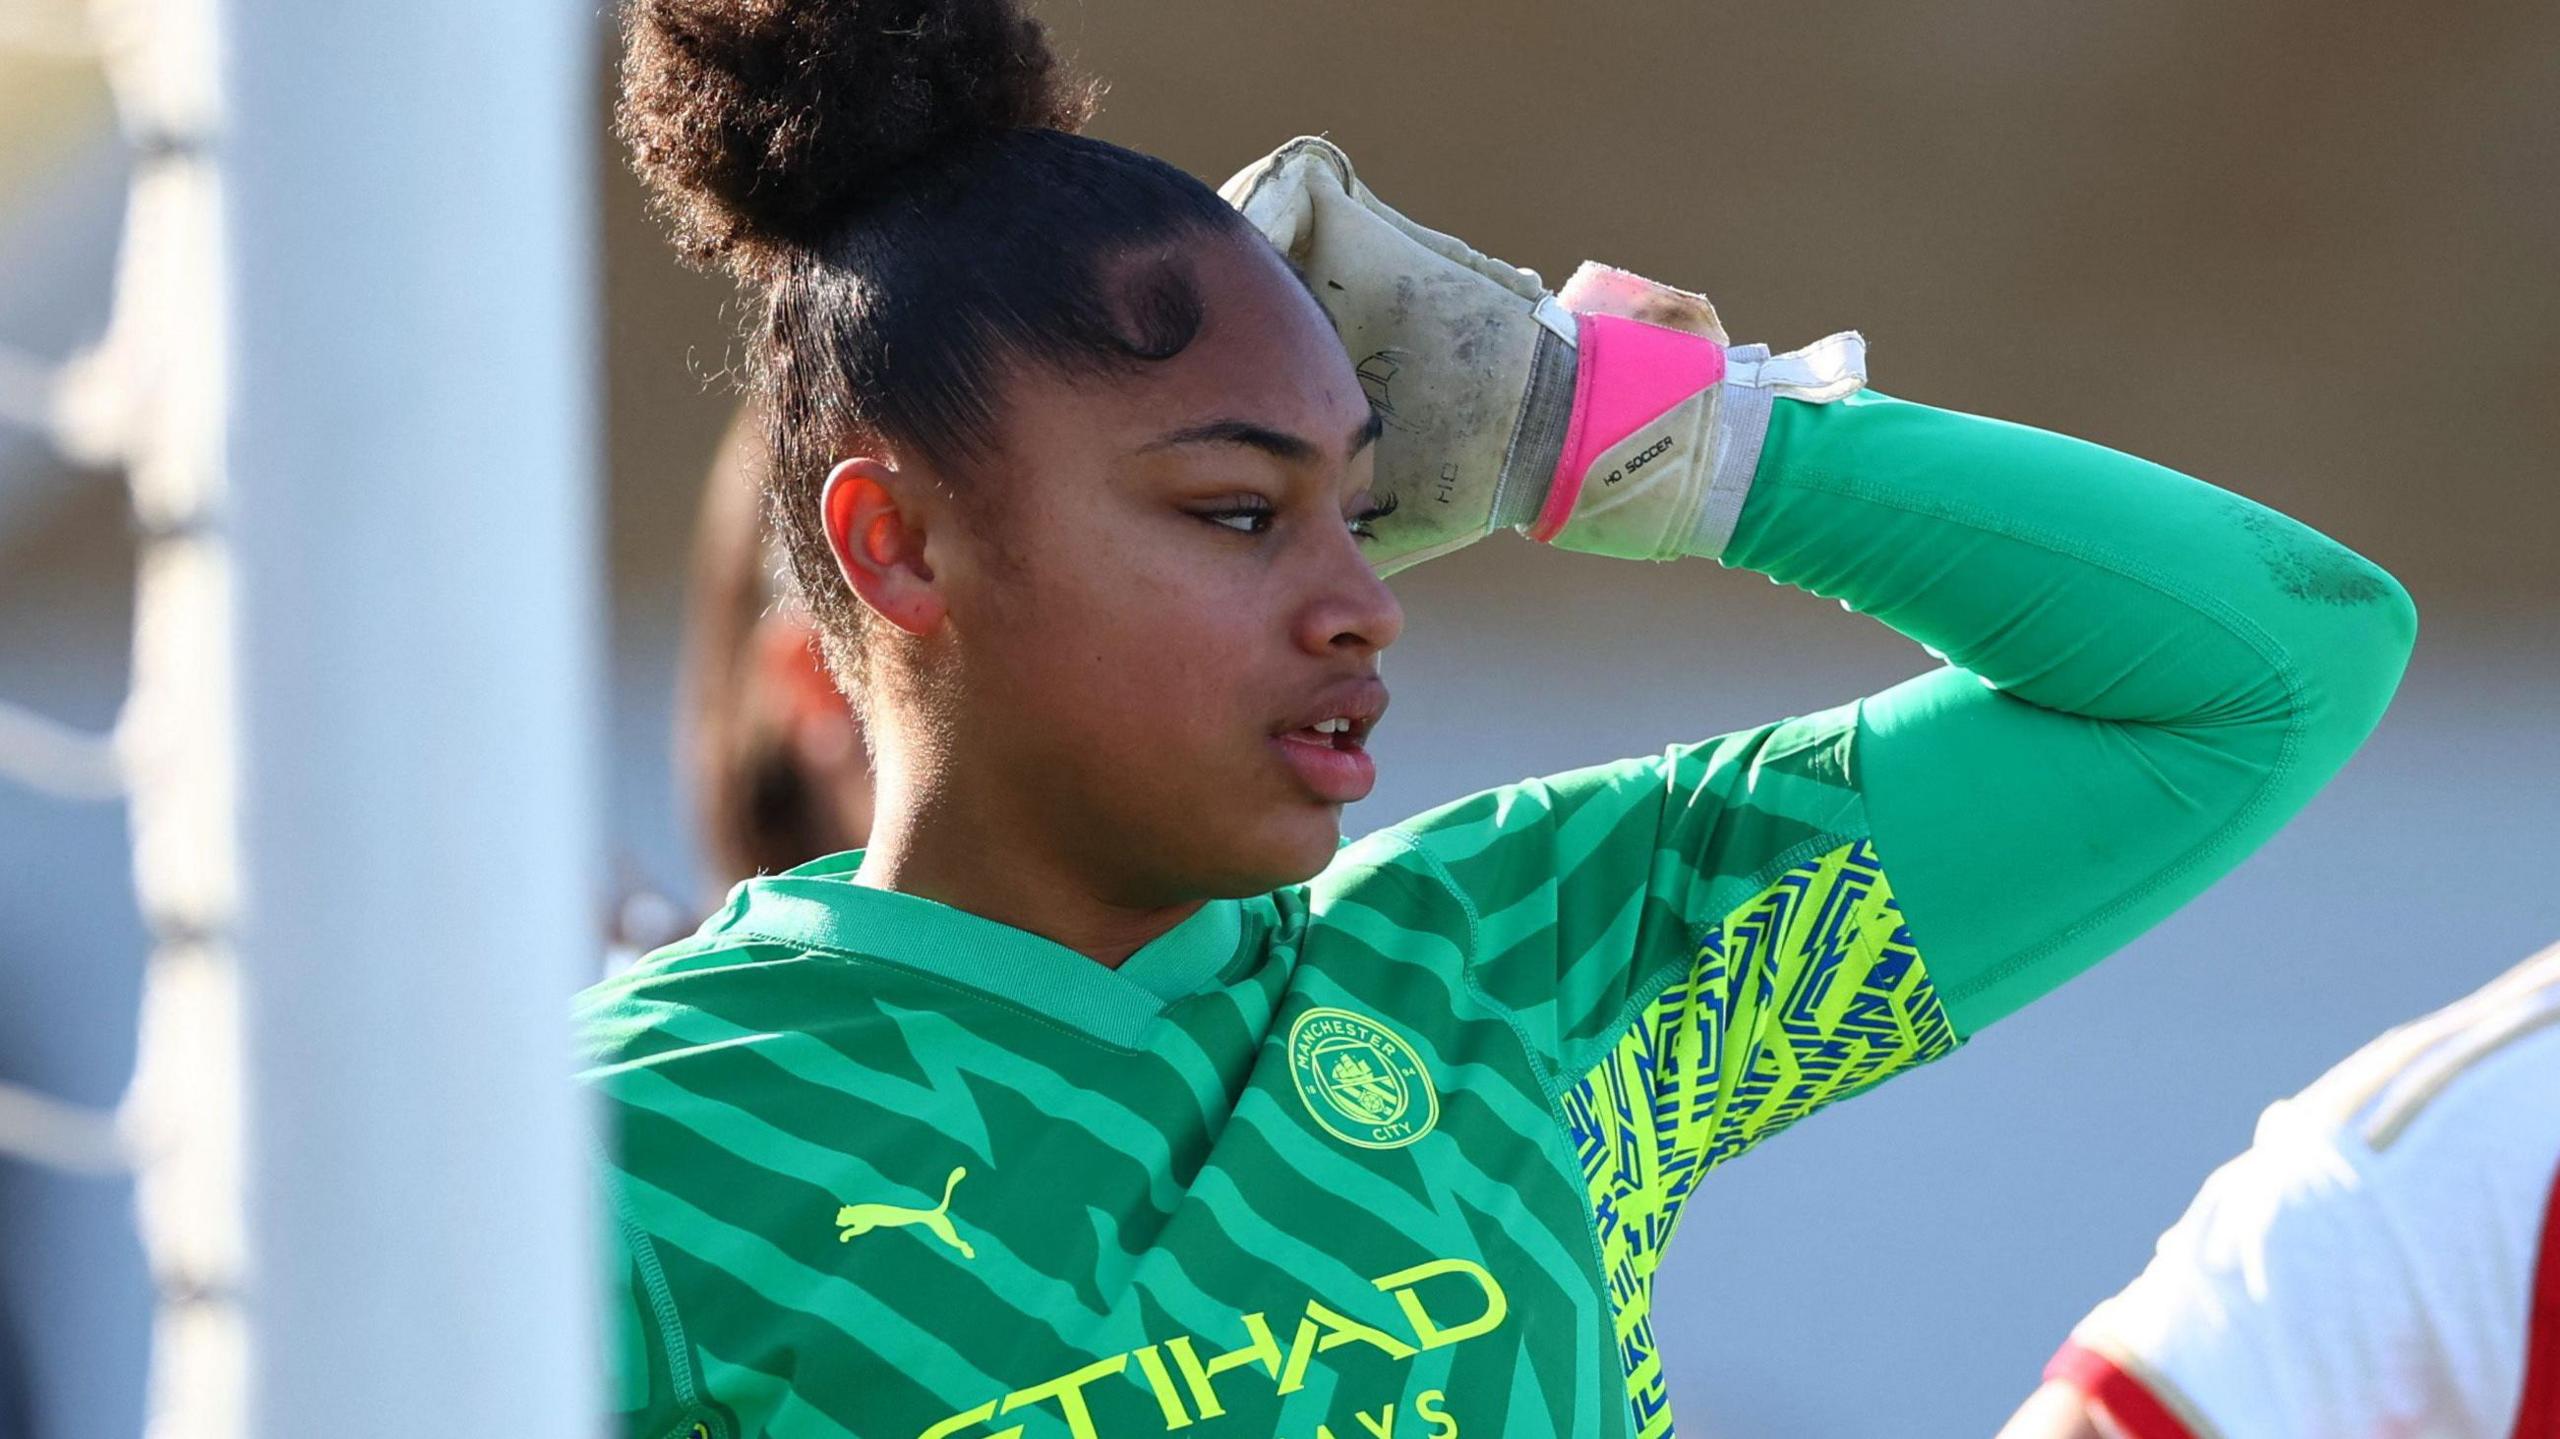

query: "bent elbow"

left=2285, top=558, right=2419, bottom=769
left=2375, top=568, right=2422, bottom=665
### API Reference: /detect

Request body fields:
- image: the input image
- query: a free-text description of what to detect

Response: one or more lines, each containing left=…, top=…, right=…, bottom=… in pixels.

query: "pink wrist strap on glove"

left=1535, top=263, right=1866, bottom=563
left=1529, top=310, right=1729, bottom=544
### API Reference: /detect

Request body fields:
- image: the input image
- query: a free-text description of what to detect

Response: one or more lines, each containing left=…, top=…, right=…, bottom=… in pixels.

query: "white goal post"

left=112, top=0, right=606, bottom=1432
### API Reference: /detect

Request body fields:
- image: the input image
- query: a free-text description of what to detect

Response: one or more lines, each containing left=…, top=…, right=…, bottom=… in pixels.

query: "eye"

left=1195, top=498, right=1276, bottom=535
left=1348, top=493, right=1400, bottom=542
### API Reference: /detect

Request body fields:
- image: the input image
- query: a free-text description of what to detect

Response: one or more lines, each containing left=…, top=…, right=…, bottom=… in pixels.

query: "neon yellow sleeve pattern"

left=1559, top=839, right=1958, bottom=1436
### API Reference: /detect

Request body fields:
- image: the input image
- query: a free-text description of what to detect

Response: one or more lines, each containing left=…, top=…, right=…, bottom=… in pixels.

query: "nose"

left=1295, top=529, right=1405, bottom=659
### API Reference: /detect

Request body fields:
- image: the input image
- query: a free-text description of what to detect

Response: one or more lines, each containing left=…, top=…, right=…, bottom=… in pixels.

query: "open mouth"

left=1279, top=715, right=1371, bottom=753
left=1270, top=684, right=1387, bottom=805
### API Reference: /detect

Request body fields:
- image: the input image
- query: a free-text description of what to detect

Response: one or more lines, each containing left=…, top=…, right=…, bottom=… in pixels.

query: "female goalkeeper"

left=582, top=2, right=2418, bottom=1436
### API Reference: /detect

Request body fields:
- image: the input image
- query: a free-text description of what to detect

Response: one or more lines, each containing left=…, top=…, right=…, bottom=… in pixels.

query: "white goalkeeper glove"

left=1220, top=136, right=1866, bottom=574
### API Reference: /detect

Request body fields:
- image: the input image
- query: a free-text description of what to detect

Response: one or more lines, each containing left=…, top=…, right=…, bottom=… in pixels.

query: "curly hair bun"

left=619, top=0, right=1095, bottom=277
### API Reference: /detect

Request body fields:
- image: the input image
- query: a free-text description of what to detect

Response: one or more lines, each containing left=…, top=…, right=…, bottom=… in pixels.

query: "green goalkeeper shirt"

left=579, top=391, right=2417, bottom=1439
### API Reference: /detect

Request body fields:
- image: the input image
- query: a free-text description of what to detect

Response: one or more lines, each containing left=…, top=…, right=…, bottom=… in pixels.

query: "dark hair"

left=618, top=0, right=1250, bottom=683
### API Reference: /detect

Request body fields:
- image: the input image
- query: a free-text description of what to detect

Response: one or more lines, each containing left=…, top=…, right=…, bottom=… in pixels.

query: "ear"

left=821, top=456, right=946, bottom=638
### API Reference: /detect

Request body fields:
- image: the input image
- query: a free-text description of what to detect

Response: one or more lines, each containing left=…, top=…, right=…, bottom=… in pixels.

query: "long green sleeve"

left=1321, top=386, right=2419, bottom=1438
left=1724, top=389, right=2417, bottom=1032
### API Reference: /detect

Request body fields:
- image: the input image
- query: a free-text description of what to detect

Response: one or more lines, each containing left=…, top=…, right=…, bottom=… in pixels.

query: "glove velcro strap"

left=1488, top=321, right=1580, bottom=534
left=1528, top=312, right=1726, bottom=543
left=1691, top=331, right=1871, bottom=559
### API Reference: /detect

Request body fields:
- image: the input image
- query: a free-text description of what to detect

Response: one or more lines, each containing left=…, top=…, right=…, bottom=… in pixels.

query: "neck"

left=854, top=747, right=1200, bottom=971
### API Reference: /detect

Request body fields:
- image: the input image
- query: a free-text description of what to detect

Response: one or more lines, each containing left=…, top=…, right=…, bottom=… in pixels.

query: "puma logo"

left=835, top=1166, right=974, bottom=1260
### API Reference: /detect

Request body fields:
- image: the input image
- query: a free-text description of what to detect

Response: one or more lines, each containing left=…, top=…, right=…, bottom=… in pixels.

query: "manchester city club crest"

left=1285, top=1006, right=1439, bottom=1150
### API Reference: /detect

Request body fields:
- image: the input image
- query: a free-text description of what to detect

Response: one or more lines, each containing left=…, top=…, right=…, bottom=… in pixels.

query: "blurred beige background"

left=4, top=1, right=2555, bottom=1435
left=609, top=0, right=2560, bottom=627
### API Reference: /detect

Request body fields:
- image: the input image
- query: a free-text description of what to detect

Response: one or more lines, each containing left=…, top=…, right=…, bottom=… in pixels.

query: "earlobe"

left=821, top=457, right=946, bottom=638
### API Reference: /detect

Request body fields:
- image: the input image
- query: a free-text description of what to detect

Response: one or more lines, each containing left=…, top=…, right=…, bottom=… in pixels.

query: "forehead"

left=1010, top=231, right=1368, bottom=456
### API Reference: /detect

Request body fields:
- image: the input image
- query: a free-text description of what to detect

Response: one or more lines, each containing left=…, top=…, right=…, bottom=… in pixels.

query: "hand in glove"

left=1220, top=137, right=1864, bottom=575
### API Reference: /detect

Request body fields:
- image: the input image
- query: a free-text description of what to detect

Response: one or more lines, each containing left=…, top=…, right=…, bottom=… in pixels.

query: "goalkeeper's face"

left=937, top=231, right=1404, bottom=899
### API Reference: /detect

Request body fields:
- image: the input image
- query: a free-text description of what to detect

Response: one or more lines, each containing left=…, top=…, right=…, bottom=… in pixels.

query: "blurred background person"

left=606, top=404, right=877, bottom=967
left=1998, top=942, right=2560, bottom=1439
left=676, top=405, right=874, bottom=897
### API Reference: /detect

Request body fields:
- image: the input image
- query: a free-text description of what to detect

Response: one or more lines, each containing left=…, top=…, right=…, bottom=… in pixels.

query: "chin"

left=1258, top=807, right=1349, bottom=888
left=1182, top=808, right=1343, bottom=898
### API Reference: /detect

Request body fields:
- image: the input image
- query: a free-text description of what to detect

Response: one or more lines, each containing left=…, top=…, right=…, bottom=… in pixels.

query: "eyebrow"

left=1145, top=409, right=1386, bottom=465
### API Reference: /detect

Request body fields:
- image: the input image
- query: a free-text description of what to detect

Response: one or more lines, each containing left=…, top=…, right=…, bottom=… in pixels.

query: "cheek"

left=985, top=531, right=1266, bottom=749
left=964, top=524, right=1342, bottom=885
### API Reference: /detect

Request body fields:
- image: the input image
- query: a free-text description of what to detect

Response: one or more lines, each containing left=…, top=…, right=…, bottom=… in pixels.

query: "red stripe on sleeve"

left=2513, top=1159, right=2560, bottom=1439
left=2045, top=1340, right=2202, bottom=1439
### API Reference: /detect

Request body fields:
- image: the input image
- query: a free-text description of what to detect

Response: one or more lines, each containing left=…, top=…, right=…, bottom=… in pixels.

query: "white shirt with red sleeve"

left=2047, top=944, right=2560, bottom=1439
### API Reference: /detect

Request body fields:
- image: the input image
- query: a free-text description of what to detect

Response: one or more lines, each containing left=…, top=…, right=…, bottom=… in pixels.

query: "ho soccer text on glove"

left=1220, top=136, right=1867, bottom=575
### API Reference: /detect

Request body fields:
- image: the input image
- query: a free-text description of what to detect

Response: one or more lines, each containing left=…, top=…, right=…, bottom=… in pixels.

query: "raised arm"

left=1255, top=137, right=2415, bottom=1437
left=1372, top=385, right=2413, bottom=1074
left=1333, top=371, right=2415, bottom=1439
left=1237, top=133, right=2414, bottom=1050
left=1734, top=388, right=2414, bottom=1030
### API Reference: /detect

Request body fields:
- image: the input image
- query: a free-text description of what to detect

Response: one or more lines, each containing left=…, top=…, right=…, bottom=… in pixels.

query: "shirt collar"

left=709, top=851, right=1247, bottom=1046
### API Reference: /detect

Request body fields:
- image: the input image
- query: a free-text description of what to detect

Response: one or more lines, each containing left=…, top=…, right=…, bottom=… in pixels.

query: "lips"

left=1271, top=677, right=1388, bottom=804
left=1276, top=677, right=1388, bottom=748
